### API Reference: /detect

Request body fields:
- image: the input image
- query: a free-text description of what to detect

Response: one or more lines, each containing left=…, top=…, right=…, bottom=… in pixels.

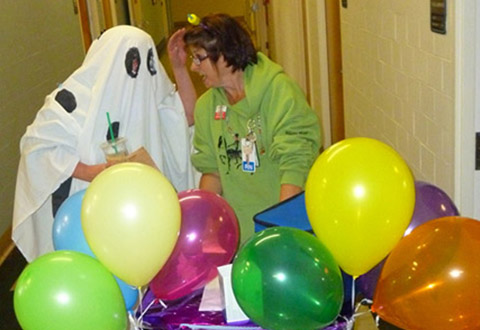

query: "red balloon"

left=372, top=216, right=480, bottom=330
left=149, top=189, right=240, bottom=300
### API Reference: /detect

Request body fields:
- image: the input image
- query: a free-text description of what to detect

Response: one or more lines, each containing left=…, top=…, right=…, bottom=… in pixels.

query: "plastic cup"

left=100, top=137, right=129, bottom=163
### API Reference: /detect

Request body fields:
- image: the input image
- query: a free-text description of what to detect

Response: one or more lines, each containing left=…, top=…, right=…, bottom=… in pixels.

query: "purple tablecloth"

left=134, top=289, right=348, bottom=330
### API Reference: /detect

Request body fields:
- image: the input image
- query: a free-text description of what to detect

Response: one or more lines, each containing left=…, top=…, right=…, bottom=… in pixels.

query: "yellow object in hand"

left=187, top=13, right=200, bottom=26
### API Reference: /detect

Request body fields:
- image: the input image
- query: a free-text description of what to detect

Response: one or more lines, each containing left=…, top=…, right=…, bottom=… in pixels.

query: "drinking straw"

left=106, top=112, right=118, bottom=154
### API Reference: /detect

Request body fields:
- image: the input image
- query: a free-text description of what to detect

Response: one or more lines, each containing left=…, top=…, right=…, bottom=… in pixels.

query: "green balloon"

left=14, top=250, right=127, bottom=330
left=232, top=227, right=343, bottom=330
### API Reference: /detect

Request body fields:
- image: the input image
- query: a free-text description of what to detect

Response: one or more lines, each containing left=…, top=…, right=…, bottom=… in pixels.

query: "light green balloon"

left=232, top=227, right=343, bottom=330
left=14, top=250, right=127, bottom=330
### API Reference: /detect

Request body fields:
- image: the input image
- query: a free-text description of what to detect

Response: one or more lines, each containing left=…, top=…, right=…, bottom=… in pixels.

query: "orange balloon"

left=372, top=216, right=480, bottom=330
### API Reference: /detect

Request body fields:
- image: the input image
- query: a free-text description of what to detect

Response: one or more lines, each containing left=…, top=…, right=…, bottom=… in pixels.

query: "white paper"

left=217, top=264, right=250, bottom=323
left=199, top=276, right=224, bottom=311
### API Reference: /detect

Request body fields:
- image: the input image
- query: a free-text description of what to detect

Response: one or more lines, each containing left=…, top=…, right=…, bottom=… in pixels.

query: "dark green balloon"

left=14, top=250, right=127, bottom=330
left=232, top=227, right=343, bottom=330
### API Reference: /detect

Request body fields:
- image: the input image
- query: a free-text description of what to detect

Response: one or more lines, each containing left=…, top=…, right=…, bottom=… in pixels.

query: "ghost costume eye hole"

left=125, top=47, right=141, bottom=78
left=55, top=89, right=77, bottom=113
left=147, top=48, right=157, bottom=76
left=105, top=121, right=120, bottom=141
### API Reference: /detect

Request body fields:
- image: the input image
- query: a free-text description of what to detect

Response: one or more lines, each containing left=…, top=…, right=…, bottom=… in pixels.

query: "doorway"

left=76, top=0, right=170, bottom=50
left=455, top=0, right=478, bottom=217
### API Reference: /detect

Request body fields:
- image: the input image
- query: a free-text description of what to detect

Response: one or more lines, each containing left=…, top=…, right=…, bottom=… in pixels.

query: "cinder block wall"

left=340, top=1, right=455, bottom=196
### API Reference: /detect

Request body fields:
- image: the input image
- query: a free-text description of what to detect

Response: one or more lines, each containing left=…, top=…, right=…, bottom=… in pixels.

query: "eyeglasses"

left=190, top=53, right=209, bottom=65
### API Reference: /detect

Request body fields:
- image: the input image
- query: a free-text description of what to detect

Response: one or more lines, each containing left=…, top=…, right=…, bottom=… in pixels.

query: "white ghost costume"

left=13, top=25, right=197, bottom=262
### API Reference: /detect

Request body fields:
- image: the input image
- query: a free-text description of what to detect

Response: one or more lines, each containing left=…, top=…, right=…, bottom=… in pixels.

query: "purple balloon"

left=149, top=189, right=240, bottom=301
left=405, top=180, right=459, bottom=236
left=355, top=260, right=385, bottom=300
left=356, top=180, right=459, bottom=299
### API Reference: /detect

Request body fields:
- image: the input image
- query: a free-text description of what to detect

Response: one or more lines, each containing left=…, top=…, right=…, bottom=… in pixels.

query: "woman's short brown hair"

left=184, top=13, right=258, bottom=72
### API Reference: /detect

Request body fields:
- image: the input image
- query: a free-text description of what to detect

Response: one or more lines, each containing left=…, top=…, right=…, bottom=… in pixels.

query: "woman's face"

left=189, top=47, right=230, bottom=89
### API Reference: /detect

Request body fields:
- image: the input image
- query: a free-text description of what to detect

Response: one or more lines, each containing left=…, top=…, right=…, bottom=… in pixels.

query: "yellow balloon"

left=305, top=137, right=415, bottom=277
left=81, top=162, right=181, bottom=287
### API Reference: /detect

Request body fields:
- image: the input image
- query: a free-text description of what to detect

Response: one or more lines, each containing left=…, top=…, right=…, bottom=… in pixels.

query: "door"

left=473, top=0, right=480, bottom=218
left=245, top=0, right=269, bottom=55
left=77, top=0, right=111, bottom=50
left=455, top=0, right=477, bottom=217
left=86, top=0, right=108, bottom=39
left=128, top=0, right=170, bottom=47
left=110, top=0, right=130, bottom=25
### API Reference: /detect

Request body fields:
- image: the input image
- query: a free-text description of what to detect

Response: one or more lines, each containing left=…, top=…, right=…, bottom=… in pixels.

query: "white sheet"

left=12, top=25, right=198, bottom=262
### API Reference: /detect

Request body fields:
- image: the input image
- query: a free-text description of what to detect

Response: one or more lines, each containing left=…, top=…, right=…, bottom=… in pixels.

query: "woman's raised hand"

left=167, top=28, right=188, bottom=69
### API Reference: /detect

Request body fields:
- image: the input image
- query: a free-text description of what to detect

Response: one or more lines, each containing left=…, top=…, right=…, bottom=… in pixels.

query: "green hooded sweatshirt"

left=192, top=52, right=321, bottom=243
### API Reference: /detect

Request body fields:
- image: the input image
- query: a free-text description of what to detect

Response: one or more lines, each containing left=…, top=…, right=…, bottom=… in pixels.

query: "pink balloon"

left=149, top=189, right=240, bottom=301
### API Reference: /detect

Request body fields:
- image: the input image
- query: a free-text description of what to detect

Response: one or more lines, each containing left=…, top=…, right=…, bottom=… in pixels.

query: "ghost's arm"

left=72, top=162, right=108, bottom=182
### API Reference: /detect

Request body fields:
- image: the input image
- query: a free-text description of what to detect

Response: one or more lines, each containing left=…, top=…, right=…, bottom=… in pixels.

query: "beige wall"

left=171, top=0, right=245, bottom=23
left=340, top=1, right=455, bottom=196
left=0, top=1, right=84, bottom=237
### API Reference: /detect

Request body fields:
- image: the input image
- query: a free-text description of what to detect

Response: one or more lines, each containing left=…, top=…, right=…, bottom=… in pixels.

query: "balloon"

left=372, top=216, right=480, bottom=330
left=355, top=259, right=385, bottom=300
left=14, top=250, right=127, bottom=330
left=305, top=137, right=415, bottom=276
left=406, top=180, right=459, bottom=235
left=82, top=162, right=181, bottom=287
left=52, top=188, right=138, bottom=310
left=356, top=180, right=460, bottom=299
left=52, top=189, right=90, bottom=254
left=339, top=271, right=354, bottom=317
left=150, top=189, right=239, bottom=300
left=232, top=227, right=343, bottom=330
left=117, top=280, right=138, bottom=312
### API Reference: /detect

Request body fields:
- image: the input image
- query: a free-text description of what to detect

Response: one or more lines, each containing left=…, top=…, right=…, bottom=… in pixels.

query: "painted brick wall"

left=0, top=1, right=84, bottom=237
left=340, top=1, right=455, bottom=197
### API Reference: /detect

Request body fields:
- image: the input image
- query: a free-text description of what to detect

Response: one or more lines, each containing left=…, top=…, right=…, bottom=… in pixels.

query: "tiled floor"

left=0, top=246, right=26, bottom=329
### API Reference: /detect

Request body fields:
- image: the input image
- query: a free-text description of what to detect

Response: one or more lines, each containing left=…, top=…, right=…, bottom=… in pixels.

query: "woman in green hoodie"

left=178, top=13, right=321, bottom=243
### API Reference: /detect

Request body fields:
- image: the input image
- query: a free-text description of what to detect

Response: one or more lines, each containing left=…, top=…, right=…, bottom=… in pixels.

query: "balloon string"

left=130, top=299, right=158, bottom=330
left=137, top=287, right=144, bottom=312
left=128, top=312, right=138, bottom=330
left=131, top=287, right=163, bottom=330
left=343, top=298, right=373, bottom=330
left=129, top=312, right=154, bottom=330
left=129, top=312, right=155, bottom=330
left=137, top=298, right=157, bottom=323
left=351, top=276, right=356, bottom=314
left=158, top=298, right=168, bottom=309
left=134, top=287, right=145, bottom=320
